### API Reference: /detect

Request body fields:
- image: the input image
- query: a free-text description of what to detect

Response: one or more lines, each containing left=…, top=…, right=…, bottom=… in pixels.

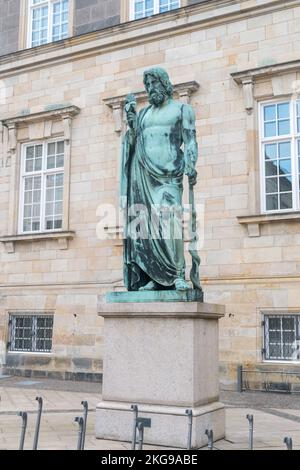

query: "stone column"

left=95, top=295, right=225, bottom=449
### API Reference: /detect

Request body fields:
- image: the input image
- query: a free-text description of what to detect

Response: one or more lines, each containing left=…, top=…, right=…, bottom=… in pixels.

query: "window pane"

left=266, top=178, right=278, bottom=193
left=269, top=317, right=280, bottom=329
left=269, top=330, right=281, bottom=342
left=25, top=177, right=33, bottom=191
left=47, top=156, right=55, bottom=169
left=57, top=141, right=64, bottom=154
left=269, top=344, right=281, bottom=358
left=280, top=193, right=293, bottom=209
left=278, top=119, right=290, bottom=136
left=265, top=161, right=278, bottom=177
left=23, top=219, right=32, bottom=232
left=48, top=142, right=55, bottom=155
left=278, top=159, right=291, bottom=175
left=56, top=173, right=64, bottom=186
left=26, top=159, right=34, bottom=172
left=54, top=219, right=62, bottom=229
left=24, top=206, right=32, bottom=218
left=264, top=121, right=276, bottom=137
left=278, top=142, right=291, bottom=158
left=46, top=203, right=53, bottom=216
left=46, top=174, right=55, bottom=187
left=33, top=190, right=41, bottom=203
left=277, top=102, right=289, bottom=119
left=34, top=158, right=42, bottom=171
left=279, top=176, right=292, bottom=192
left=265, top=143, right=277, bottom=160
left=266, top=194, right=278, bottom=211
left=34, top=176, right=41, bottom=189
left=264, top=105, right=276, bottom=121
left=282, top=316, right=295, bottom=330
left=26, top=146, right=34, bottom=159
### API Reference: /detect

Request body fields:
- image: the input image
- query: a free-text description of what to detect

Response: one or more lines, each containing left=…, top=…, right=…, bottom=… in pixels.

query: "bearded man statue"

left=120, top=67, right=201, bottom=293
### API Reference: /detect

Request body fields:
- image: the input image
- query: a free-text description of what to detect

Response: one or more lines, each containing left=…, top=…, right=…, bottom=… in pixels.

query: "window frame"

left=18, top=138, right=65, bottom=235
left=27, top=0, right=70, bottom=48
left=8, top=313, right=54, bottom=354
left=263, top=313, right=300, bottom=363
left=259, top=98, right=300, bottom=214
left=129, top=0, right=181, bottom=21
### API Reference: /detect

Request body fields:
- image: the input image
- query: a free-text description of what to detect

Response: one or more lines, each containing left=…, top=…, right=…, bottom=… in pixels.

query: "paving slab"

left=0, top=378, right=300, bottom=450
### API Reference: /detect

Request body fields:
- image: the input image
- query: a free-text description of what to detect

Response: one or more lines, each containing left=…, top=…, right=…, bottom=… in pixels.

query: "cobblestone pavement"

left=1, top=376, right=300, bottom=450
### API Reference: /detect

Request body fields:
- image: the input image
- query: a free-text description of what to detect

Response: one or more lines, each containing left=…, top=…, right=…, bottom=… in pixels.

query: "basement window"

left=8, top=314, right=54, bottom=353
left=263, top=314, right=300, bottom=361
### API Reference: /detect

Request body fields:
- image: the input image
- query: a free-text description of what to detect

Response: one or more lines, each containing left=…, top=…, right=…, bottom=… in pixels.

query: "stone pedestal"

left=96, top=294, right=225, bottom=449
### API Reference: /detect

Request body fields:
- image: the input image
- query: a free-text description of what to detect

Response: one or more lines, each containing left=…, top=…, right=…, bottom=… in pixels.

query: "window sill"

left=0, top=231, right=75, bottom=253
left=7, top=351, right=53, bottom=355
left=237, top=212, right=300, bottom=237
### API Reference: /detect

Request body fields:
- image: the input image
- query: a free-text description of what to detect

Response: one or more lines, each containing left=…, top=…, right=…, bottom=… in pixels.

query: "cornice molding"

left=1, top=105, right=80, bottom=127
left=231, top=59, right=300, bottom=85
left=0, top=0, right=299, bottom=78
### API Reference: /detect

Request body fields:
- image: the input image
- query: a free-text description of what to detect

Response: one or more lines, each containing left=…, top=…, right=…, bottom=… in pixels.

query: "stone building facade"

left=0, top=0, right=300, bottom=388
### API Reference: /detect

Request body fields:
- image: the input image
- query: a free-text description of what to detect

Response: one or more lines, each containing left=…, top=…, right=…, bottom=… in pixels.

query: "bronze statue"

left=120, top=68, right=201, bottom=293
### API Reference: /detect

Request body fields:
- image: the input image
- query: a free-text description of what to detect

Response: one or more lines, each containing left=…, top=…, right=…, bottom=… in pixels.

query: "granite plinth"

left=96, top=297, right=225, bottom=448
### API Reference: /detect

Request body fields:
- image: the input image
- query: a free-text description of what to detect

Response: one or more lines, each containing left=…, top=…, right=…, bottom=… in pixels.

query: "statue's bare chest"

left=141, top=103, right=182, bottom=130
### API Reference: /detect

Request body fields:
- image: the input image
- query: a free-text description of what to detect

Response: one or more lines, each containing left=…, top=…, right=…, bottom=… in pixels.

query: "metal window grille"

left=264, top=314, right=300, bottom=361
left=9, top=314, right=54, bottom=353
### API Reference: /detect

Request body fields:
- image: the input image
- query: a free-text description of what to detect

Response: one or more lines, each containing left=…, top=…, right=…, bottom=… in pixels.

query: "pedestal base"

left=96, top=295, right=226, bottom=449
left=95, top=401, right=225, bottom=449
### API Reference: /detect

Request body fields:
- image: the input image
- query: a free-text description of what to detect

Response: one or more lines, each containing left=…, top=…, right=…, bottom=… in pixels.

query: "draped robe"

left=121, top=103, right=187, bottom=291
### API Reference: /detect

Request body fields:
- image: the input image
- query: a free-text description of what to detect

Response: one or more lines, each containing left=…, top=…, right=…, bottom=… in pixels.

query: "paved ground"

left=0, top=376, right=300, bottom=450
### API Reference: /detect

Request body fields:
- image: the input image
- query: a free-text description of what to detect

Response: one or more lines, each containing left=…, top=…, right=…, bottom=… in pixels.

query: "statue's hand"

left=125, top=108, right=137, bottom=130
left=185, top=166, right=197, bottom=186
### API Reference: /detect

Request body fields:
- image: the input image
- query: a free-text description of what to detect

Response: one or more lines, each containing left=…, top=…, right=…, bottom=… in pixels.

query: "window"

left=263, top=314, right=300, bottom=361
left=9, top=314, right=54, bottom=353
left=20, top=140, right=64, bottom=233
left=28, top=0, right=69, bottom=47
left=131, top=0, right=180, bottom=20
left=260, top=99, right=300, bottom=213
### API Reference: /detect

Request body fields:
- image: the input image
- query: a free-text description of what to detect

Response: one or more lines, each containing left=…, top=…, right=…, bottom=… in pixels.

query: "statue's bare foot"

left=139, top=281, right=159, bottom=291
left=174, top=278, right=190, bottom=291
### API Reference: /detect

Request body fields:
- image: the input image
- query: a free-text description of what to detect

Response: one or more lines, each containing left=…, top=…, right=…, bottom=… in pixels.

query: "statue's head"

left=143, top=68, right=173, bottom=107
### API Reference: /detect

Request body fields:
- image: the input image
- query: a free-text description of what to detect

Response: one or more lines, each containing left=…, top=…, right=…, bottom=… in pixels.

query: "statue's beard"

left=149, top=91, right=166, bottom=107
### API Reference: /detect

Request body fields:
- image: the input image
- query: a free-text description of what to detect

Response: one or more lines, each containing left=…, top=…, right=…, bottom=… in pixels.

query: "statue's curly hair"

left=143, top=68, right=173, bottom=97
